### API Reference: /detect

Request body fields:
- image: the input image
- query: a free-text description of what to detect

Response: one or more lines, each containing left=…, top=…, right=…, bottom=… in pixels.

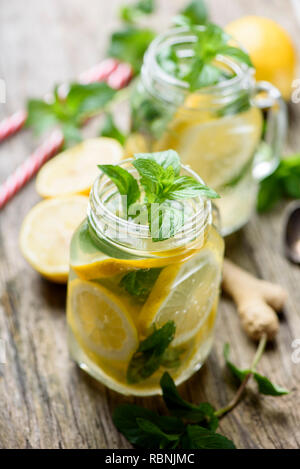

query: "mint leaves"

left=98, top=150, right=218, bottom=242
left=26, top=83, right=116, bottom=147
left=127, top=321, right=176, bottom=384
left=107, top=26, right=155, bottom=73
left=257, top=154, right=300, bottom=212
left=157, top=23, right=252, bottom=92
left=120, top=0, right=155, bottom=24
left=174, top=0, right=209, bottom=27
left=99, top=113, right=126, bottom=145
left=113, top=372, right=236, bottom=449
left=120, top=268, right=162, bottom=302
left=160, top=372, right=218, bottom=431
left=224, top=343, right=289, bottom=397
left=98, top=164, right=140, bottom=209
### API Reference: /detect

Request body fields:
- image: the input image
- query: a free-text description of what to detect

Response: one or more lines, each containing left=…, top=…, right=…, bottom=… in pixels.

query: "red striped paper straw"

left=0, top=130, right=64, bottom=209
left=0, top=110, right=28, bottom=143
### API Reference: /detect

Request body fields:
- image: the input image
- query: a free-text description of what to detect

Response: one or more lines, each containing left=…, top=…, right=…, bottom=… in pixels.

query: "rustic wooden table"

left=0, top=0, right=300, bottom=449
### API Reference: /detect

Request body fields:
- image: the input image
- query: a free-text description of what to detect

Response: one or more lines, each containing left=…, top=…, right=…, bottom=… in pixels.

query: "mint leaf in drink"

left=174, top=0, right=208, bottom=27
left=253, top=373, right=289, bottom=396
left=181, top=425, right=236, bottom=449
left=120, top=268, right=162, bottom=302
left=120, top=0, right=155, bottom=24
left=217, top=91, right=251, bottom=118
left=98, top=164, right=140, bottom=209
left=160, top=372, right=218, bottom=431
left=108, top=26, right=155, bottom=73
left=223, top=343, right=250, bottom=383
left=160, top=347, right=185, bottom=369
left=113, top=404, right=184, bottom=449
left=99, top=113, right=126, bottom=145
left=127, top=321, right=176, bottom=383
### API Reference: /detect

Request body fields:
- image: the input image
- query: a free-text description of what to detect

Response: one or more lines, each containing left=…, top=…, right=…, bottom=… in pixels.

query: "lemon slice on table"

left=36, top=138, right=123, bottom=198
left=68, top=279, right=138, bottom=362
left=19, top=196, right=88, bottom=283
left=138, top=247, right=221, bottom=347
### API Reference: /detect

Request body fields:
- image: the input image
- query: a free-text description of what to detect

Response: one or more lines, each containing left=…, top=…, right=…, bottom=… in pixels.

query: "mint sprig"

left=120, top=0, right=155, bottom=24
left=257, top=154, right=300, bottom=212
left=113, top=372, right=236, bottom=449
left=98, top=150, right=218, bottom=242
left=158, top=23, right=252, bottom=92
left=173, top=0, right=209, bottom=27
left=223, top=343, right=289, bottom=398
left=26, top=82, right=116, bottom=147
left=127, top=321, right=176, bottom=384
left=99, top=113, right=126, bottom=145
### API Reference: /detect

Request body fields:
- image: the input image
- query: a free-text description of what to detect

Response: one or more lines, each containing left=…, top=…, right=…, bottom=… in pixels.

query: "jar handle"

left=252, top=81, right=287, bottom=181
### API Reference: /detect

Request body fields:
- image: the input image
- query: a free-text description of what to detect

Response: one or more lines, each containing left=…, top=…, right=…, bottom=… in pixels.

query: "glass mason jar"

left=67, top=160, right=224, bottom=396
left=130, top=27, right=287, bottom=236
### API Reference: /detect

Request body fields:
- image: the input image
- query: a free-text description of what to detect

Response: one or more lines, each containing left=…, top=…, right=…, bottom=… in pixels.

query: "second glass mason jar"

left=130, top=27, right=287, bottom=235
left=67, top=161, right=224, bottom=396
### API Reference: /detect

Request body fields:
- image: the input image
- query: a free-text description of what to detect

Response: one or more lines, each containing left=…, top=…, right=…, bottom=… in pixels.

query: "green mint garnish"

left=98, top=150, right=218, bottom=242
left=173, top=0, right=209, bottom=27
left=157, top=23, right=252, bottom=92
left=97, top=163, right=140, bottom=209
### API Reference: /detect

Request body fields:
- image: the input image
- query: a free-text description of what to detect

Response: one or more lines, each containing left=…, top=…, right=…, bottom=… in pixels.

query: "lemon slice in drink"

left=19, top=195, right=88, bottom=283
left=68, top=279, right=138, bottom=362
left=36, top=138, right=123, bottom=198
left=72, top=247, right=200, bottom=281
left=139, top=244, right=221, bottom=347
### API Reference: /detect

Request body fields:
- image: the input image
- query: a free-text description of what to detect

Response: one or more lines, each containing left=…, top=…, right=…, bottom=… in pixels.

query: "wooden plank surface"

left=0, top=0, right=300, bottom=449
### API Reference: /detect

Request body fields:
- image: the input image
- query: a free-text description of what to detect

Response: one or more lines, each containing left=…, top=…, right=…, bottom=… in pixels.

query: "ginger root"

left=222, top=259, right=287, bottom=341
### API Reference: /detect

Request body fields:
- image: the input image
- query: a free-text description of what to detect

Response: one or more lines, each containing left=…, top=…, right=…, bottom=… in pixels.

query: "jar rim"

left=88, top=158, right=212, bottom=251
left=142, top=26, right=254, bottom=106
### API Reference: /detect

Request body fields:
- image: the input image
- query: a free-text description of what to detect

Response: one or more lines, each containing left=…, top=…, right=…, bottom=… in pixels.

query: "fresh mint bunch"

left=113, top=339, right=289, bottom=449
left=98, top=150, right=218, bottom=242
left=113, top=371, right=236, bottom=449
left=158, top=23, right=252, bottom=92
left=26, top=83, right=116, bottom=147
left=257, top=154, right=300, bottom=212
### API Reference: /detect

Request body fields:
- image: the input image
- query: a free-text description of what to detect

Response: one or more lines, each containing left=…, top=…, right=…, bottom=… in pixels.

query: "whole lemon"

left=226, top=16, right=297, bottom=100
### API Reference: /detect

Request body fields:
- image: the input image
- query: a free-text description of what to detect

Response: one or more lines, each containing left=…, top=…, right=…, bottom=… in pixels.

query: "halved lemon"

left=36, top=138, right=123, bottom=198
left=19, top=196, right=88, bottom=283
left=68, top=279, right=138, bottom=362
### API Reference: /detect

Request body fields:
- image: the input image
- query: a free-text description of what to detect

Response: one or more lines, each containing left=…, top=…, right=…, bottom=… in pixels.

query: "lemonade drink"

left=130, top=27, right=286, bottom=235
left=67, top=158, right=224, bottom=396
